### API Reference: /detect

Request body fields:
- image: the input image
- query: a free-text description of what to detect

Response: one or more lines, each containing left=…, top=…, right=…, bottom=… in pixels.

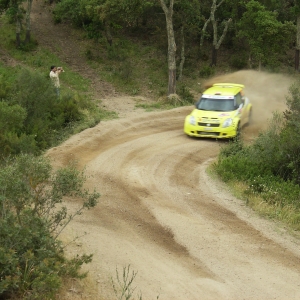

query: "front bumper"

left=184, top=121, right=238, bottom=139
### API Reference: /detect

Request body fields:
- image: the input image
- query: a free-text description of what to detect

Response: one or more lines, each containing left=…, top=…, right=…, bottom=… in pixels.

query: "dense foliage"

left=0, top=67, right=101, bottom=158
left=237, top=0, right=295, bottom=68
left=0, top=154, right=100, bottom=299
left=49, top=0, right=297, bottom=70
left=0, top=0, right=300, bottom=298
left=214, top=82, right=300, bottom=228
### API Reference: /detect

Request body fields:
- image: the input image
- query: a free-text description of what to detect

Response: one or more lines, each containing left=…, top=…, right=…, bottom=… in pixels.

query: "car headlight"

left=222, top=118, right=233, bottom=128
left=189, top=115, right=196, bottom=126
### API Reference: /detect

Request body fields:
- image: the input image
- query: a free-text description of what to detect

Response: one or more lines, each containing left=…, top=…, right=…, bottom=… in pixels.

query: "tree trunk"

left=295, top=15, right=300, bottom=71
left=16, top=17, right=21, bottom=48
left=248, top=53, right=253, bottom=69
left=200, top=18, right=210, bottom=50
left=207, top=0, right=231, bottom=67
left=104, top=22, right=113, bottom=46
left=159, top=0, right=176, bottom=95
left=211, top=47, right=217, bottom=66
left=178, top=26, right=185, bottom=81
left=295, top=49, right=299, bottom=71
left=24, top=0, right=33, bottom=44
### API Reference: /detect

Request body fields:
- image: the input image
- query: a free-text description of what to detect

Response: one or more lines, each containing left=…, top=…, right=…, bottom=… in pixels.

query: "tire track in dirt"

left=47, top=106, right=300, bottom=300
left=32, top=2, right=300, bottom=299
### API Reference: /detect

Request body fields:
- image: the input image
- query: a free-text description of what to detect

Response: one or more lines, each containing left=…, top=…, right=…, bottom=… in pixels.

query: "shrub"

left=52, top=0, right=85, bottom=26
left=0, top=74, right=11, bottom=99
left=199, top=64, right=215, bottom=78
left=277, top=82, right=300, bottom=183
left=0, top=69, right=91, bottom=156
left=219, top=138, right=244, bottom=158
left=0, top=154, right=100, bottom=299
left=177, top=84, right=195, bottom=104
left=213, top=82, right=300, bottom=228
left=229, top=54, right=248, bottom=69
left=160, top=93, right=184, bottom=106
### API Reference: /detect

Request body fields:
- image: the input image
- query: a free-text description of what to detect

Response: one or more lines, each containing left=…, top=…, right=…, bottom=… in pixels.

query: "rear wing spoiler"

left=212, top=83, right=245, bottom=89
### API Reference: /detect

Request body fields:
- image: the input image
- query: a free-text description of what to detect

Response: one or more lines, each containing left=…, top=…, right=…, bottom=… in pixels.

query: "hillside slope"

left=31, top=1, right=153, bottom=118
left=26, top=2, right=300, bottom=300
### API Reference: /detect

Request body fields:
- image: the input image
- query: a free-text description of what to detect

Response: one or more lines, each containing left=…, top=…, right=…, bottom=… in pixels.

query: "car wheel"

left=234, top=122, right=241, bottom=140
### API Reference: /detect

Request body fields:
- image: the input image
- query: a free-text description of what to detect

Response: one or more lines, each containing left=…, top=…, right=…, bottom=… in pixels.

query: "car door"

left=235, top=93, right=247, bottom=126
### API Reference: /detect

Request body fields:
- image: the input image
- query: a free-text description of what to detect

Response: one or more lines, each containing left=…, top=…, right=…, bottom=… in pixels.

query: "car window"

left=197, top=97, right=234, bottom=111
left=235, top=93, right=243, bottom=108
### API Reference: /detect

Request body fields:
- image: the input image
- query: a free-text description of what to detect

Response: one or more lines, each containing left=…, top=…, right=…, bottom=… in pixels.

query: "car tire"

left=234, top=122, right=241, bottom=140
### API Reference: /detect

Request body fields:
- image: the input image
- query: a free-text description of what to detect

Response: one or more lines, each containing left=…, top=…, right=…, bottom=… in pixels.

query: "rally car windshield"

left=197, top=97, right=235, bottom=112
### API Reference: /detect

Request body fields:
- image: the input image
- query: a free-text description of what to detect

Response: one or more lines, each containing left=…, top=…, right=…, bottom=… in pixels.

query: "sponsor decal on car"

left=218, top=113, right=231, bottom=117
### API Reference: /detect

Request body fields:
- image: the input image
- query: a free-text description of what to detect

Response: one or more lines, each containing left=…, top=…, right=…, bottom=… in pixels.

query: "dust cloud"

left=204, top=70, right=297, bottom=136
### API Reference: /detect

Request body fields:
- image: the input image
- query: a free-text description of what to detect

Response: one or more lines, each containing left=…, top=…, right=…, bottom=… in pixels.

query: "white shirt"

left=50, top=70, right=60, bottom=88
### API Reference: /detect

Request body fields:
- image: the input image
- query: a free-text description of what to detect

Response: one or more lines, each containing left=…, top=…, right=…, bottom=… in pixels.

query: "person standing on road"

left=49, top=65, right=64, bottom=96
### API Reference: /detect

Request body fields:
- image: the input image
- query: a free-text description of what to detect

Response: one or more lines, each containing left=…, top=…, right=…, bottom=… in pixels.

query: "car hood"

left=190, top=109, right=237, bottom=121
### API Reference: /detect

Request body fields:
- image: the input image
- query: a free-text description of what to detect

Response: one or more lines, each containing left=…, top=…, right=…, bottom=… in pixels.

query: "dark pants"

left=54, top=87, right=60, bottom=97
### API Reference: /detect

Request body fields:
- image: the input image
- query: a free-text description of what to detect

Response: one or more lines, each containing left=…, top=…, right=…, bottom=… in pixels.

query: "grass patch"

left=135, top=102, right=168, bottom=111
left=209, top=161, right=300, bottom=233
left=83, top=35, right=169, bottom=98
left=212, top=136, right=300, bottom=232
left=0, top=14, right=119, bottom=156
left=0, top=15, right=90, bottom=93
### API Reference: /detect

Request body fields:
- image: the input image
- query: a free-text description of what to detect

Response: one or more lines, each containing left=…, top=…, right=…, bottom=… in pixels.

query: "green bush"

left=83, top=22, right=104, bottom=41
left=0, top=74, right=11, bottom=99
left=277, top=83, right=300, bottom=183
left=177, top=84, right=195, bottom=104
left=213, top=82, right=300, bottom=227
left=199, top=64, right=215, bottom=78
left=0, top=69, right=92, bottom=156
left=118, top=60, right=134, bottom=81
left=0, top=154, right=100, bottom=299
left=229, top=54, right=248, bottom=69
left=52, top=0, right=86, bottom=26
left=219, top=138, right=244, bottom=158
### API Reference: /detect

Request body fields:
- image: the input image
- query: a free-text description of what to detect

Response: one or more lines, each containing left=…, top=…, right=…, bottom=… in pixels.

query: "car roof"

left=203, top=83, right=245, bottom=97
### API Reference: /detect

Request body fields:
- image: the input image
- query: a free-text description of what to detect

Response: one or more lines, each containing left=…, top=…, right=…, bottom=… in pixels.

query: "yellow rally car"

left=184, top=83, right=252, bottom=139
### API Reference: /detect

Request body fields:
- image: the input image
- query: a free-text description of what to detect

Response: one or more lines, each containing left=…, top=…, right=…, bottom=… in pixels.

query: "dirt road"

left=29, top=2, right=300, bottom=299
left=47, top=104, right=300, bottom=300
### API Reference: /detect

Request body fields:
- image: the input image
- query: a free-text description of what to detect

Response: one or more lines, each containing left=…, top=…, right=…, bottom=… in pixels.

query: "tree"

left=200, top=0, right=232, bottom=66
left=289, top=0, right=300, bottom=70
left=2, top=0, right=26, bottom=47
left=238, top=0, right=295, bottom=70
left=1, top=0, right=34, bottom=46
left=54, top=0, right=154, bottom=46
left=8, top=0, right=24, bottom=47
left=24, top=0, right=33, bottom=43
left=158, top=0, right=176, bottom=95
left=173, top=0, right=201, bottom=80
left=0, top=0, right=10, bottom=13
left=259, top=0, right=300, bottom=71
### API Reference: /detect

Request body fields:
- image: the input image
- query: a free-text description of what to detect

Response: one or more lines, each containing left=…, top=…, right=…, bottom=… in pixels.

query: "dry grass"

left=225, top=180, right=300, bottom=232
left=57, top=275, right=102, bottom=300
